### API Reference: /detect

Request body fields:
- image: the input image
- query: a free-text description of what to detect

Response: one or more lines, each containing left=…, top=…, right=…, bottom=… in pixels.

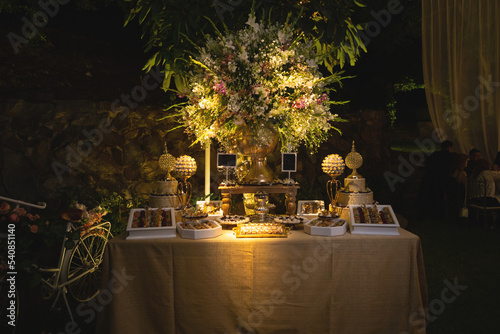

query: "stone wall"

left=0, top=99, right=391, bottom=212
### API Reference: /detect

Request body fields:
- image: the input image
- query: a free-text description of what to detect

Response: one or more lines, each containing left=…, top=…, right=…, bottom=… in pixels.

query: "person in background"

left=492, top=151, right=500, bottom=171
left=445, top=153, right=469, bottom=222
left=465, top=148, right=481, bottom=176
left=469, top=159, right=500, bottom=229
left=417, top=140, right=454, bottom=218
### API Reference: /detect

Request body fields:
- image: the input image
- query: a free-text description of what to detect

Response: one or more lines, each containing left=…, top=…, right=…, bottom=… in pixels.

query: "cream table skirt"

left=96, top=228, right=428, bottom=334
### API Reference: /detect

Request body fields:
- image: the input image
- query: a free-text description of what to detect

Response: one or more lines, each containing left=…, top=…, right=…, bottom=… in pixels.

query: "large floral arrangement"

left=177, top=14, right=345, bottom=152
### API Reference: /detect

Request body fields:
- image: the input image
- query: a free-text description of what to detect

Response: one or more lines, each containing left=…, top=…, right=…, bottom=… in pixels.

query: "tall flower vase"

left=235, top=123, right=279, bottom=185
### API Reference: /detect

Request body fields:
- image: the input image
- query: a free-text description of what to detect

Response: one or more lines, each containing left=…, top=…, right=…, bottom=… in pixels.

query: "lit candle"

left=205, top=140, right=210, bottom=199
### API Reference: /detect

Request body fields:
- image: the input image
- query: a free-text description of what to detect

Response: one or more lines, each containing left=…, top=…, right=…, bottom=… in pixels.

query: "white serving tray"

left=349, top=204, right=400, bottom=235
left=126, top=208, right=177, bottom=240
left=297, top=200, right=325, bottom=218
left=196, top=200, right=223, bottom=219
left=176, top=220, right=222, bottom=239
left=304, top=218, right=347, bottom=236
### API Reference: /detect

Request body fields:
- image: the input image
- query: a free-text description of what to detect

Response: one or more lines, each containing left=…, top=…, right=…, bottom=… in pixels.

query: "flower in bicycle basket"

left=74, top=203, right=107, bottom=237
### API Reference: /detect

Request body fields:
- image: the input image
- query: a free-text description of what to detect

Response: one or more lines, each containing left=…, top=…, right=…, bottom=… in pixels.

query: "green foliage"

left=387, top=77, right=425, bottom=128
left=84, top=191, right=148, bottom=236
left=124, top=0, right=368, bottom=91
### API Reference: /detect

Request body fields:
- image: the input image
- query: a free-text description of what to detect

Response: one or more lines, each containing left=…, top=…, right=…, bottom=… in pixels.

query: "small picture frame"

left=281, top=153, right=297, bottom=172
left=217, top=153, right=237, bottom=168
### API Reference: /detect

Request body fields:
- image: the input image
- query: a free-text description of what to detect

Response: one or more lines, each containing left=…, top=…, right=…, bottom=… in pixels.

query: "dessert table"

left=96, top=227, right=428, bottom=334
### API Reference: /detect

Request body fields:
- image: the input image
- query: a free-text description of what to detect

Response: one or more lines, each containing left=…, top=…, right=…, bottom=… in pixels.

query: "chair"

left=467, top=179, right=500, bottom=228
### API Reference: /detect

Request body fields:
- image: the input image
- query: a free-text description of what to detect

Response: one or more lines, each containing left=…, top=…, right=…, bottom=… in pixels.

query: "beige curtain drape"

left=422, top=0, right=500, bottom=163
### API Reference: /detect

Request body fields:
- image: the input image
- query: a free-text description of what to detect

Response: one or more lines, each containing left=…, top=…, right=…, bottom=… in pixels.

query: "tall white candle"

left=205, top=141, right=210, bottom=199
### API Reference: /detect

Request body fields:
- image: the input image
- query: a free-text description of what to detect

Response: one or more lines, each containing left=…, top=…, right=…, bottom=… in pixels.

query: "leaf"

left=162, top=69, right=175, bottom=91
left=142, top=52, right=159, bottom=72
left=139, top=6, right=152, bottom=25
left=174, top=74, right=186, bottom=92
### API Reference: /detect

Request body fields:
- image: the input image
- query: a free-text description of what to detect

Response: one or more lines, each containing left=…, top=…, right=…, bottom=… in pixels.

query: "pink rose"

left=9, top=213, right=19, bottom=223
left=0, top=202, right=10, bottom=213
left=30, top=225, right=38, bottom=233
left=13, top=207, right=27, bottom=216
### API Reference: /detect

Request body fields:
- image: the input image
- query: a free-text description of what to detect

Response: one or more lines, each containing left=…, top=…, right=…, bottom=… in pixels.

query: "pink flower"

left=30, top=225, right=38, bottom=233
left=213, top=81, right=227, bottom=95
left=26, top=213, right=40, bottom=221
left=9, top=213, right=19, bottom=223
left=0, top=202, right=10, bottom=213
left=317, top=93, right=328, bottom=104
left=12, top=207, right=27, bottom=216
left=292, top=99, right=307, bottom=109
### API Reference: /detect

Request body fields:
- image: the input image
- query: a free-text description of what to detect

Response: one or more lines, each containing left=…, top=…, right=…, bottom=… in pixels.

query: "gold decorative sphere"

left=345, top=141, right=363, bottom=178
left=173, top=155, right=197, bottom=179
left=345, top=152, right=363, bottom=170
left=159, top=152, right=177, bottom=179
left=321, top=154, right=345, bottom=178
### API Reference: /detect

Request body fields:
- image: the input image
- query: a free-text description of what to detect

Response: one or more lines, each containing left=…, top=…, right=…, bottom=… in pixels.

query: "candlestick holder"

left=321, top=154, right=345, bottom=212
left=173, top=155, right=197, bottom=211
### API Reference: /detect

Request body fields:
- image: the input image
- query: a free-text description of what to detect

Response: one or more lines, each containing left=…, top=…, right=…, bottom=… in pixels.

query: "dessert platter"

left=176, top=220, right=222, bottom=239
left=126, top=208, right=177, bottom=240
left=297, top=200, right=325, bottom=218
left=216, top=215, right=250, bottom=228
left=196, top=200, right=223, bottom=218
left=304, top=217, right=347, bottom=236
left=233, top=222, right=290, bottom=238
left=181, top=211, right=209, bottom=220
left=349, top=204, right=400, bottom=235
left=273, top=214, right=308, bottom=226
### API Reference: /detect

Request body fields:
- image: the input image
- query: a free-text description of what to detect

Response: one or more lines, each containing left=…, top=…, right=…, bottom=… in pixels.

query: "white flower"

left=306, top=58, right=317, bottom=69
left=239, top=48, right=248, bottom=62
left=234, top=115, right=245, bottom=125
left=246, top=16, right=260, bottom=32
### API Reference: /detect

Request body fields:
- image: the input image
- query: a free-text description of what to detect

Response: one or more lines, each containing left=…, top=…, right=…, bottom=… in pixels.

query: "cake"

left=336, top=141, right=374, bottom=207
left=150, top=147, right=180, bottom=209
left=336, top=177, right=373, bottom=206
left=149, top=180, right=179, bottom=208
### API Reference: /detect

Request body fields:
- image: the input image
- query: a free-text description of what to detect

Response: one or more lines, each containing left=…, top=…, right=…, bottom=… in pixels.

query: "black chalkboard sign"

left=282, top=153, right=297, bottom=172
left=217, top=153, right=237, bottom=168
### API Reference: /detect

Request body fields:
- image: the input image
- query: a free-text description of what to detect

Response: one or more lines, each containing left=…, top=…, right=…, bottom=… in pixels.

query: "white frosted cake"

left=336, top=177, right=373, bottom=207
left=149, top=180, right=179, bottom=208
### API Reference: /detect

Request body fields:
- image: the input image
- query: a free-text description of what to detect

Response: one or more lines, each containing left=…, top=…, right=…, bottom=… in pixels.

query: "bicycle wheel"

left=60, top=233, right=107, bottom=302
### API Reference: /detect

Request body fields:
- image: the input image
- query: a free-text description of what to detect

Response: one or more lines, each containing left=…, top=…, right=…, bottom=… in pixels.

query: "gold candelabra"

left=173, top=155, right=197, bottom=210
left=321, top=154, right=345, bottom=212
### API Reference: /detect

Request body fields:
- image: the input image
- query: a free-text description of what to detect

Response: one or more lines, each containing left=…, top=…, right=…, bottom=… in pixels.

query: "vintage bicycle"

left=0, top=196, right=112, bottom=330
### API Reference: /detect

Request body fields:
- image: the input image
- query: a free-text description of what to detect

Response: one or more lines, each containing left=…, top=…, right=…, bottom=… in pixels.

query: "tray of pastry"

left=233, top=223, right=290, bottom=238
left=349, top=205, right=400, bottom=235
left=297, top=200, right=325, bottom=218
left=304, top=218, right=347, bottom=236
left=196, top=200, right=223, bottom=218
left=216, top=215, right=250, bottom=226
left=176, top=220, right=222, bottom=239
left=126, top=208, right=176, bottom=240
left=273, top=215, right=308, bottom=225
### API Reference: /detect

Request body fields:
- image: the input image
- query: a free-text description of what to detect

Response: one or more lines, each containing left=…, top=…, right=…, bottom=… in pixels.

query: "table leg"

left=285, top=192, right=297, bottom=215
left=221, top=192, right=231, bottom=216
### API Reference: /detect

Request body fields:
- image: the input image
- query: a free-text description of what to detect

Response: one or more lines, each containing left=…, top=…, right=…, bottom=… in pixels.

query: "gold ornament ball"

left=322, top=154, right=345, bottom=177
left=159, top=152, right=177, bottom=173
left=345, top=151, right=363, bottom=170
left=174, top=155, right=197, bottom=178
